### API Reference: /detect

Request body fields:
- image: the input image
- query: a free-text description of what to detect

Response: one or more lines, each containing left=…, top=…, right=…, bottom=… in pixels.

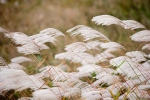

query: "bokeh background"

left=0, top=0, right=150, bottom=60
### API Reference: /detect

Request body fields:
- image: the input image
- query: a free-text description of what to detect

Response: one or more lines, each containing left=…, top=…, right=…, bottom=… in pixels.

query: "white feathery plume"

left=38, top=66, right=68, bottom=81
left=125, top=67, right=150, bottom=80
left=110, top=56, right=129, bottom=67
left=133, top=70, right=150, bottom=82
left=29, top=75, right=49, bottom=89
left=126, top=51, right=147, bottom=63
left=4, top=28, right=64, bottom=55
left=121, top=20, right=146, bottom=30
left=11, top=56, right=32, bottom=64
left=126, top=51, right=147, bottom=58
left=81, top=86, right=98, bottom=93
left=67, top=25, right=110, bottom=41
left=4, top=32, right=48, bottom=55
left=52, top=77, right=81, bottom=88
left=55, top=52, right=77, bottom=63
left=110, top=56, right=141, bottom=75
left=92, top=15, right=122, bottom=26
left=17, top=44, right=40, bottom=55
left=65, top=41, right=102, bottom=53
left=99, top=89, right=112, bottom=98
left=17, top=43, right=49, bottom=55
left=130, top=57, right=147, bottom=64
left=104, top=48, right=123, bottom=53
left=92, top=15, right=146, bottom=30
left=93, top=73, right=120, bottom=86
left=0, top=63, right=25, bottom=70
left=78, top=53, right=98, bottom=65
left=75, top=72, right=93, bottom=80
left=30, top=28, right=65, bottom=45
left=65, top=42, right=95, bottom=53
left=33, top=88, right=64, bottom=100
left=55, top=52, right=98, bottom=65
left=100, top=42, right=125, bottom=49
left=131, top=30, right=150, bottom=42
left=0, top=68, right=41, bottom=93
left=110, top=56, right=150, bottom=80
left=58, top=64, right=70, bottom=71
left=86, top=40, right=102, bottom=49
left=95, top=52, right=115, bottom=62
left=142, top=43, right=150, bottom=50
left=81, top=91, right=102, bottom=100
left=77, top=64, right=103, bottom=75
left=53, top=73, right=75, bottom=82
left=38, top=66, right=59, bottom=79
left=31, top=34, right=57, bottom=45
left=63, top=88, right=81, bottom=99
left=6, top=32, right=33, bottom=45
left=67, top=25, right=83, bottom=33
left=40, top=28, right=65, bottom=37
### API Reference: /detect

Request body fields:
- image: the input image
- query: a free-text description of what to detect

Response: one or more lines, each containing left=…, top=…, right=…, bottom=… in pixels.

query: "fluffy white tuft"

left=93, top=73, right=120, bottom=86
left=17, top=43, right=49, bottom=55
left=77, top=64, right=103, bottom=75
left=95, top=52, right=115, bottom=62
left=92, top=15, right=122, bottom=26
left=86, top=41, right=102, bottom=49
left=81, top=91, right=102, bottom=100
left=9, top=32, right=33, bottom=45
left=11, top=56, right=32, bottom=64
left=65, top=42, right=95, bottom=53
left=131, top=30, right=150, bottom=42
left=142, top=43, right=150, bottom=50
left=100, top=42, right=125, bottom=49
left=126, top=51, right=147, bottom=58
left=67, top=25, right=110, bottom=41
left=0, top=63, right=25, bottom=70
left=30, top=28, right=65, bottom=45
left=121, top=20, right=146, bottom=30
left=55, top=52, right=98, bottom=65
left=33, top=88, right=63, bottom=100
left=126, top=51, right=147, bottom=63
left=0, top=68, right=42, bottom=93
left=92, top=15, right=146, bottom=30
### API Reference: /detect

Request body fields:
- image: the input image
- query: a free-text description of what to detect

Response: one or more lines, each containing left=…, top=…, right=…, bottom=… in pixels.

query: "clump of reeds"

left=0, top=15, right=150, bottom=100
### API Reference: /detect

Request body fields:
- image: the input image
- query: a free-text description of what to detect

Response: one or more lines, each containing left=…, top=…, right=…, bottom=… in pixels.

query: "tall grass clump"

left=0, top=15, right=150, bottom=100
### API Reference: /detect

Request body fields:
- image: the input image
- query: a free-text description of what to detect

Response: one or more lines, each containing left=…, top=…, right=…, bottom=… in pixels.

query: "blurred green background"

left=0, top=0, right=150, bottom=60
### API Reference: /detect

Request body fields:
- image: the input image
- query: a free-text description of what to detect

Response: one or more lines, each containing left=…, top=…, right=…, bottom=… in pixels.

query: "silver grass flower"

left=11, top=56, right=32, bottom=64
left=92, top=15, right=146, bottom=30
left=131, top=30, right=150, bottom=42
left=67, top=25, right=110, bottom=41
